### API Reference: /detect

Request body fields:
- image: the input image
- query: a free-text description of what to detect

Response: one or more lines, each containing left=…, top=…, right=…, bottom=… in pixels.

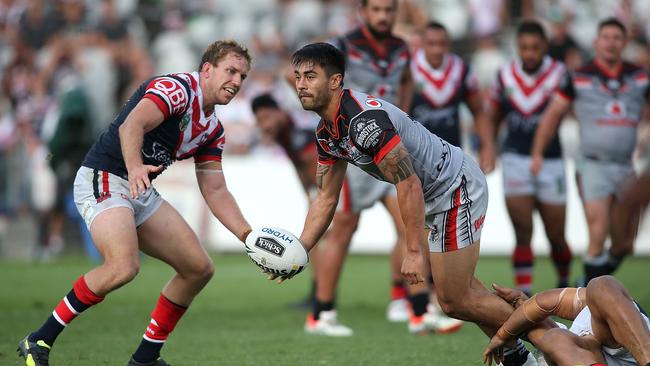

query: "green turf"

left=2, top=254, right=649, bottom=365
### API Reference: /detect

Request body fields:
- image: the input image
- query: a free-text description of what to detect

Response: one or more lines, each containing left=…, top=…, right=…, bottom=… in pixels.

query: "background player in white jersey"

left=284, top=42, right=538, bottom=365
left=483, top=277, right=650, bottom=366
left=407, top=19, right=494, bottom=332
left=532, top=18, right=650, bottom=285
left=18, top=41, right=254, bottom=366
left=486, top=21, right=573, bottom=295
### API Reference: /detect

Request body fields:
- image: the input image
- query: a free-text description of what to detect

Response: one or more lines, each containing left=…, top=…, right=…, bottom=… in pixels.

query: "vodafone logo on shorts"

left=365, top=99, right=382, bottom=108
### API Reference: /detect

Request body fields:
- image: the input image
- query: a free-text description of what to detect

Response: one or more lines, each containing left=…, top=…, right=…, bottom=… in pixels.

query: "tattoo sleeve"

left=377, top=143, right=415, bottom=183
left=316, top=163, right=332, bottom=189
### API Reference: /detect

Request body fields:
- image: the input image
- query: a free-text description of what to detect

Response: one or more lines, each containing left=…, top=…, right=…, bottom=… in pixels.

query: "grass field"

left=2, top=254, right=650, bottom=366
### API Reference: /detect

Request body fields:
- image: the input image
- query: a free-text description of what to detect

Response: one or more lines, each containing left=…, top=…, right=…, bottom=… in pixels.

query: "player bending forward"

left=483, top=276, right=650, bottom=366
left=17, top=41, right=253, bottom=366
left=279, top=42, right=536, bottom=365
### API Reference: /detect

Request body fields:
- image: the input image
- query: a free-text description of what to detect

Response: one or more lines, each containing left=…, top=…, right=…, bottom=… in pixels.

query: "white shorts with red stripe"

left=425, top=154, right=488, bottom=253
left=337, top=164, right=395, bottom=213
left=73, top=166, right=164, bottom=229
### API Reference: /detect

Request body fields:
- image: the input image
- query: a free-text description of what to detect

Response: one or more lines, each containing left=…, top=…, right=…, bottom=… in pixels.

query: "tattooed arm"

left=376, top=141, right=426, bottom=285
left=299, top=159, right=347, bottom=251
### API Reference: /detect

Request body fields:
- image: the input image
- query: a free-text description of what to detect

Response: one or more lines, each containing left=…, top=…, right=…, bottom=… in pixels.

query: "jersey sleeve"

left=555, top=70, right=575, bottom=101
left=194, top=124, right=225, bottom=163
left=316, top=139, right=338, bottom=165
left=143, top=76, right=190, bottom=119
left=349, top=109, right=401, bottom=165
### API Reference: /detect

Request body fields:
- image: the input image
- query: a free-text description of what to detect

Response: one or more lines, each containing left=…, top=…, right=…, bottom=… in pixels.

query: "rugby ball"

left=244, top=227, right=309, bottom=278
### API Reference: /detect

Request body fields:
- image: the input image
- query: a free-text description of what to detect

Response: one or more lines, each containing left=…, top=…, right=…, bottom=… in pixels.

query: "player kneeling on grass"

left=267, top=42, right=539, bottom=366
left=17, top=40, right=254, bottom=366
left=483, top=276, right=650, bottom=366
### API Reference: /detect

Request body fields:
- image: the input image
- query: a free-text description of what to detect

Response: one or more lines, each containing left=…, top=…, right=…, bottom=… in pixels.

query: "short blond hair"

left=198, top=40, right=251, bottom=71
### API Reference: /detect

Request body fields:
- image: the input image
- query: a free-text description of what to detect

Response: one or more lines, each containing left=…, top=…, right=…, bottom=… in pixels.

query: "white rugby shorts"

left=337, top=164, right=395, bottom=213
left=73, top=166, right=164, bottom=229
left=501, top=152, right=566, bottom=205
left=425, top=154, right=488, bottom=253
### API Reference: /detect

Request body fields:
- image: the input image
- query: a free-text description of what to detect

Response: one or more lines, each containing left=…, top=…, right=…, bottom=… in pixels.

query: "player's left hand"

left=401, top=250, right=425, bottom=285
left=492, top=283, right=529, bottom=308
left=482, top=334, right=507, bottom=365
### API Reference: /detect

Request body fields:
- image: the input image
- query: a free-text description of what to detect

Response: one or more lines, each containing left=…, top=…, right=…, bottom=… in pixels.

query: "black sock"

left=29, top=316, right=65, bottom=346
left=605, top=251, right=625, bottom=274
left=132, top=339, right=164, bottom=364
left=502, top=340, right=529, bottom=366
left=29, top=288, right=93, bottom=345
left=313, top=300, right=334, bottom=320
left=408, top=292, right=429, bottom=317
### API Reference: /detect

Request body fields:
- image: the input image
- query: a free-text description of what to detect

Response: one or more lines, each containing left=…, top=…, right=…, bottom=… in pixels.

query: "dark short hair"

left=198, top=40, right=251, bottom=71
left=291, top=42, right=346, bottom=79
left=517, top=20, right=547, bottom=40
left=426, top=21, right=447, bottom=33
left=251, top=94, right=279, bottom=113
left=598, top=17, right=626, bottom=36
left=361, top=0, right=397, bottom=7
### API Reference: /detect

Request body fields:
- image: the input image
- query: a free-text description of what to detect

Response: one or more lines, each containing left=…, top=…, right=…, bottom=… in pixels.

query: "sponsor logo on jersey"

left=356, top=120, right=382, bottom=149
left=255, top=237, right=286, bottom=257
left=365, top=99, right=382, bottom=108
left=179, top=115, right=190, bottom=131
left=606, top=100, right=626, bottom=117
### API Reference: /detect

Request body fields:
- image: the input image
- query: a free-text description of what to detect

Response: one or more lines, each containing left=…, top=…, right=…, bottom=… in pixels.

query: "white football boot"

left=304, top=310, right=353, bottom=337
left=386, top=298, right=410, bottom=322
left=408, top=306, right=464, bottom=335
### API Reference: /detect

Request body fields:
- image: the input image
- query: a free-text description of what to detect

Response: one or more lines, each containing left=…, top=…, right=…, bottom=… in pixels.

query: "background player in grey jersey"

left=487, top=21, right=573, bottom=295
left=282, top=42, right=539, bottom=365
left=532, top=18, right=650, bottom=285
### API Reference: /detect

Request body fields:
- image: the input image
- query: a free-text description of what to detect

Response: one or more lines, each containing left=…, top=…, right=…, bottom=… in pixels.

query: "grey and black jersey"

left=316, top=89, right=463, bottom=202
left=557, top=60, right=650, bottom=163
left=329, top=26, right=409, bottom=105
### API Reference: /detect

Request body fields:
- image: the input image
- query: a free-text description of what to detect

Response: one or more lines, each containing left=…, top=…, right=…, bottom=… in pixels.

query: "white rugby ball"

left=244, top=227, right=309, bottom=278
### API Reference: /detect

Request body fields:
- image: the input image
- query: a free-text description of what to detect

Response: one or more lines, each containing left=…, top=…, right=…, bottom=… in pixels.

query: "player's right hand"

left=401, top=250, right=425, bottom=285
left=530, top=154, right=543, bottom=176
left=482, top=334, right=507, bottom=366
left=128, top=164, right=163, bottom=198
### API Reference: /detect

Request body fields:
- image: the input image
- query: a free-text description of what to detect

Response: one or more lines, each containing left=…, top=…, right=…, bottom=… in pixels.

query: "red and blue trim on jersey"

left=82, top=72, right=226, bottom=180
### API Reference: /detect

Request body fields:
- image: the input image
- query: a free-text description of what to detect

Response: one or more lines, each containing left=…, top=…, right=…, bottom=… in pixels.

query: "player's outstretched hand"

left=128, top=164, right=163, bottom=198
left=492, top=283, right=529, bottom=308
left=401, top=250, right=425, bottom=285
left=482, top=334, right=507, bottom=366
left=530, top=154, right=543, bottom=176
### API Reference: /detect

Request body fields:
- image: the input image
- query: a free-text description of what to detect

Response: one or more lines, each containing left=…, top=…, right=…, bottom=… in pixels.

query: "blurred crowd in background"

left=1, top=0, right=650, bottom=260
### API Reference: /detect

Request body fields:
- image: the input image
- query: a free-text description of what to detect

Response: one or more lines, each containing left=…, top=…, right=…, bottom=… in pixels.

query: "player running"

left=531, top=18, right=649, bottom=285
left=285, top=42, right=536, bottom=365
left=486, top=20, right=573, bottom=295
left=483, top=277, right=650, bottom=366
left=17, top=41, right=254, bottom=366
